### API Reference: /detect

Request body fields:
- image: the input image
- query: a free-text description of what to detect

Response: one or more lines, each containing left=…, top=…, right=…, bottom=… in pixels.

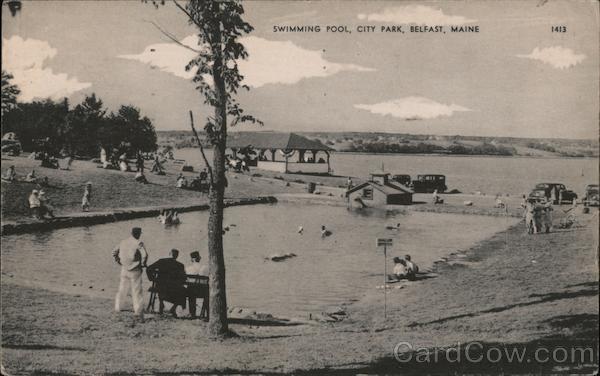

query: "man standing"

left=113, top=227, right=148, bottom=318
left=146, top=249, right=187, bottom=317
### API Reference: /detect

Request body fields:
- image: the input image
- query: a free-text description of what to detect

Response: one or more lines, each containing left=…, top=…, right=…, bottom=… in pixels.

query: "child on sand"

left=432, top=190, right=443, bottom=204
left=82, top=182, right=92, bottom=212
left=392, top=257, right=408, bottom=280
left=25, top=169, right=37, bottom=183
left=405, top=254, right=419, bottom=281
left=39, top=190, right=56, bottom=219
left=28, top=190, right=41, bottom=219
left=321, top=225, right=331, bottom=238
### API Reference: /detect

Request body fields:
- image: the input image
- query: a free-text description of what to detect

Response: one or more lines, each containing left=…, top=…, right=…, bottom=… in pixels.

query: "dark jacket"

left=147, top=258, right=187, bottom=306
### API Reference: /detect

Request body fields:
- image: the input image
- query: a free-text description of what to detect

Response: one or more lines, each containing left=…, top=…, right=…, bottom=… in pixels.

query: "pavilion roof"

left=227, top=132, right=333, bottom=151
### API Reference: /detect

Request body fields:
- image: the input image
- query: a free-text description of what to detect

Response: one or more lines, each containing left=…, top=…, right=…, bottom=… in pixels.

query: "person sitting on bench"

left=146, top=249, right=187, bottom=317
left=185, top=251, right=209, bottom=319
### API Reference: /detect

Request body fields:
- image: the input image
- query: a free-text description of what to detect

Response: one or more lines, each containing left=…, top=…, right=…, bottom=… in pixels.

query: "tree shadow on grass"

left=2, top=343, right=86, bottom=351
left=408, top=285, right=598, bottom=327
left=564, top=281, right=599, bottom=289
left=98, top=313, right=598, bottom=375
left=227, top=317, right=303, bottom=327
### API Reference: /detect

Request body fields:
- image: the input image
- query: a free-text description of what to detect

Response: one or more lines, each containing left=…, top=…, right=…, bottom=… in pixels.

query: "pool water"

left=1, top=203, right=517, bottom=317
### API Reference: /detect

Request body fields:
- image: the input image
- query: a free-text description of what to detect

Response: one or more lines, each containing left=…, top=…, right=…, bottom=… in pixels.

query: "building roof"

left=346, top=180, right=413, bottom=196
left=227, top=132, right=333, bottom=151
left=370, top=170, right=390, bottom=176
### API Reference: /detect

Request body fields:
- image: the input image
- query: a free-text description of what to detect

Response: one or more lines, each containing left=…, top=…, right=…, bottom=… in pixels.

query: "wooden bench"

left=185, top=275, right=209, bottom=319
left=147, top=272, right=208, bottom=319
left=146, top=269, right=160, bottom=313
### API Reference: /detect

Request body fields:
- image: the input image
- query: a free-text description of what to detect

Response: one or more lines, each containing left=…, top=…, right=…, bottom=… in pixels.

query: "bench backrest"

left=186, top=275, right=209, bottom=286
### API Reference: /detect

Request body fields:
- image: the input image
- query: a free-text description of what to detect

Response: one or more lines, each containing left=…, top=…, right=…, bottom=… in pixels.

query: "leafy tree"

left=2, top=99, right=69, bottom=154
left=109, top=105, right=157, bottom=155
left=2, top=91, right=157, bottom=158
left=63, top=93, right=107, bottom=156
left=150, top=0, right=261, bottom=337
left=1, top=71, right=20, bottom=117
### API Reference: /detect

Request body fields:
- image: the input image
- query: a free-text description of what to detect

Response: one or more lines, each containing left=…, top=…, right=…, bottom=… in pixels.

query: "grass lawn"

left=1, top=155, right=305, bottom=221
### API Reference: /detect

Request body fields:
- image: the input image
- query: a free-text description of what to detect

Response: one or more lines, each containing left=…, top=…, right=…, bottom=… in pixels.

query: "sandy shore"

left=2, top=205, right=597, bottom=374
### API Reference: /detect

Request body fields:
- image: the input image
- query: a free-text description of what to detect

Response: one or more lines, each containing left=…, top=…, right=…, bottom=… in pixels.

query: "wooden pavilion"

left=226, top=132, right=333, bottom=174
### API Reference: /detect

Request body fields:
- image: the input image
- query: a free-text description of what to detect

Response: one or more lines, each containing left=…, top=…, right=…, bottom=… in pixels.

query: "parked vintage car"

left=411, top=174, right=447, bottom=193
left=583, top=184, right=599, bottom=207
left=392, top=174, right=412, bottom=187
left=528, top=183, right=577, bottom=204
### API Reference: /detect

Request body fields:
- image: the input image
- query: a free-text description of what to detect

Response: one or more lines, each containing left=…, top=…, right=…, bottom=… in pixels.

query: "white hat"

left=32, top=189, right=39, bottom=194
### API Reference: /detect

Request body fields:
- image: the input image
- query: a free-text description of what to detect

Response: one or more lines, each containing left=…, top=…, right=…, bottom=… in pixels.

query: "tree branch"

left=144, top=20, right=202, bottom=53
left=172, top=0, right=204, bottom=31
left=189, top=110, right=214, bottom=186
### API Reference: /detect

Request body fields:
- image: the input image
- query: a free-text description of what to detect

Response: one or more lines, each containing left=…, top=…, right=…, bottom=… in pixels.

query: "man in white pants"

left=113, top=227, right=148, bottom=318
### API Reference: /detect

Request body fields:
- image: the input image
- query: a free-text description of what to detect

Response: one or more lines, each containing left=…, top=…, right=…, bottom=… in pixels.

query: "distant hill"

left=157, top=130, right=209, bottom=148
left=157, top=131, right=598, bottom=158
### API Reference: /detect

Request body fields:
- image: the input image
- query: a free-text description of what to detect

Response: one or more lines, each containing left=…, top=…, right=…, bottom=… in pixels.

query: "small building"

left=227, top=131, right=333, bottom=174
left=346, top=171, right=413, bottom=206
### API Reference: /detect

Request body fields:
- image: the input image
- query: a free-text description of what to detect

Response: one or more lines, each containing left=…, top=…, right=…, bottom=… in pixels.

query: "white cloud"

left=119, top=35, right=199, bottom=80
left=2, top=36, right=91, bottom=102
left=118, top=35, right=374, bottom=87
left=355, top=97, right=472, bottom=120
left=517, top=46, right=586, bottom=69
left=357, top=5, right=476, bottom=25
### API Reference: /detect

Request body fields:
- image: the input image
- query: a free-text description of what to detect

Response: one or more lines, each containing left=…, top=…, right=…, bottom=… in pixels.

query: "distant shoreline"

left=171, top=146, right=598, bottom=160
left=332, top=151, right=599, bottom=160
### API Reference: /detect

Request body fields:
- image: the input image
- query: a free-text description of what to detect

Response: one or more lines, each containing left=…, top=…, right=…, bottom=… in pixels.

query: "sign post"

left=376, top=238, right=393, bottom=319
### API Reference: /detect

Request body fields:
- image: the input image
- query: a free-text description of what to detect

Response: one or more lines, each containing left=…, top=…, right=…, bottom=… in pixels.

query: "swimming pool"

left=1, top=203, right=517, bottom=317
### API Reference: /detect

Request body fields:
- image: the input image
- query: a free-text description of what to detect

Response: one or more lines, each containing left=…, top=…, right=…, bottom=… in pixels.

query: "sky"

left=2, top=0, right=599, bottom=139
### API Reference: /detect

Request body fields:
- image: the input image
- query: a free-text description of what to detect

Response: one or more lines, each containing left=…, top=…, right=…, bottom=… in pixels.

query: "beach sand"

left=2, top=207, right=597, bottom=374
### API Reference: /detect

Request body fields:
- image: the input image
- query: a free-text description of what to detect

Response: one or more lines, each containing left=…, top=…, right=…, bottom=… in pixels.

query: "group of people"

left=28, top=189, right=55, bottom=219
left=226, top=156, right=250, bottom=173
left=392, top=254, right=419, bottom=281
left=112, top=227, right=209, bottom=319
left=158, top=210, right=181, bottom=225
left=175, top=169, right=209, bottom=192
left=521, top=195, right=555, bottom=234
left=2, top=165, right=49, bottom=186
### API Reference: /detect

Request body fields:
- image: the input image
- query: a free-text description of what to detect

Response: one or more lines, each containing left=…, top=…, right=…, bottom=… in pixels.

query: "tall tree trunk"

left=207, top=27, right=229, bottom=336
left=207, top=139, right=228, bottom=336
